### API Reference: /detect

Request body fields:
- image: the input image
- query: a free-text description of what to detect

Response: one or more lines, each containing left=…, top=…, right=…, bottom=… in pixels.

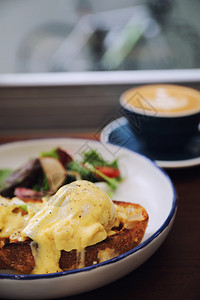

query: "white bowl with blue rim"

left=0, top=138, right=177, bottom=299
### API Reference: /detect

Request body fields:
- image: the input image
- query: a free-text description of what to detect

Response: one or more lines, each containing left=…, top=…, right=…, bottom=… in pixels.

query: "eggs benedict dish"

left=0, top=180, right=148, bottom=274
left=23, top=180, right=118, bottom=274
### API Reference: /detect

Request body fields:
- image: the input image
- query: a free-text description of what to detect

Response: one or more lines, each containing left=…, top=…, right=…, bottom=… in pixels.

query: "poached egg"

left=23, top=180, right=118, bottom=274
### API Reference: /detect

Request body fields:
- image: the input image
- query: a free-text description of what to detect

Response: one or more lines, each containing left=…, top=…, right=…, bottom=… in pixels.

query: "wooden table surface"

left=0, top=134, right=199, bottom=300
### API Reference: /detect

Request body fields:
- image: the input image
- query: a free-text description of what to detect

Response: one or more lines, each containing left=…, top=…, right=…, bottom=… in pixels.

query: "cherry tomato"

left=95, top=166, right=120, bottom=178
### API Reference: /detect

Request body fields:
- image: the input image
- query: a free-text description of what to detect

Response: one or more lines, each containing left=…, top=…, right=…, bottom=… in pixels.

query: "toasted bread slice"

left=0, top=256, right=8, bottom=270
left=0, top=201, right=148, bottom=274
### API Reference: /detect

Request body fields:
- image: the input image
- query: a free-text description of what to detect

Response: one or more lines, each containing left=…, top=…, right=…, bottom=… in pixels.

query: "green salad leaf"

left=83, top=149, right=119, bottom=169
left=67, top=161, right=98, bottom=182
left=19, top=204, right=28, bottom=212
left=0, top=169, right=13, bottom=187
left=40, top=148, right=59, bottom=159
left=84, top=162, right=119, bottom=191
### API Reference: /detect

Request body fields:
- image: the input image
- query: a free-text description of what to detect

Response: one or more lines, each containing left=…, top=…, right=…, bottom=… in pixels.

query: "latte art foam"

left=148, top=88, right=188, bottom=111
left=121, top=84, right=200, bottom=117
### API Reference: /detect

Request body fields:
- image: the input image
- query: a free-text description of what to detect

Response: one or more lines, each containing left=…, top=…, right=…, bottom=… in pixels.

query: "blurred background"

left=0, top=0, right=199, bottom=136
left=0, top=0, right=200, bottom=73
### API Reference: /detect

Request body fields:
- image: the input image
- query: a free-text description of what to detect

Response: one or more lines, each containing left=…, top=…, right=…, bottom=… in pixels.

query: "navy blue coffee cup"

left=120, top=84, right=200, bottom=152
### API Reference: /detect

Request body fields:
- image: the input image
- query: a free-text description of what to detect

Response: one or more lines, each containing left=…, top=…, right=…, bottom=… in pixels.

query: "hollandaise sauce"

left=0, top=196, right=42, bottom=242
left=23, top=180, right=118, bottom=274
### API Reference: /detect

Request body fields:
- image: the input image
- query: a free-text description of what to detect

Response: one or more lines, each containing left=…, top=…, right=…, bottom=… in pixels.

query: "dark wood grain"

left=0, top=134, right=199, bottom=300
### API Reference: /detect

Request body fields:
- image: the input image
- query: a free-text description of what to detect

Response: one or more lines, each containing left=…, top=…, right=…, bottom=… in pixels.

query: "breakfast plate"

left=0, top=138, right=177, bottom=299
left=100, top=117, right=200, bottom=168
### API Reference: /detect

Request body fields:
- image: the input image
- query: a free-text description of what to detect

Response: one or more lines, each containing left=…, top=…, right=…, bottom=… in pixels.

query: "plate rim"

left=0, top=137, right=177, bottom=280
left=100, top=117, right=200, bottom=169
